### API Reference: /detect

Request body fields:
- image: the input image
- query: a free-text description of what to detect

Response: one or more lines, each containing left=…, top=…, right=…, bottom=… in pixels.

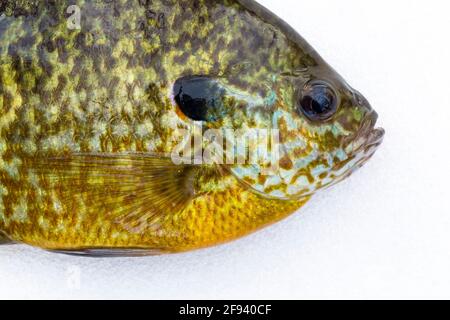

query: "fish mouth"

left=366, top=126, right=385, bottom=148
left=340, top=111, right=384, bottom=172
left=327, top=112, right=384, bottom=186
left=352, top=110, right=385, bottom=150
left=362, top=111, right=385, bottom=149
left=313, top=113, right=384, bottom=194
left=354, top=123, right=384, bottom=170
left=350, top=90, right=385, bottom=148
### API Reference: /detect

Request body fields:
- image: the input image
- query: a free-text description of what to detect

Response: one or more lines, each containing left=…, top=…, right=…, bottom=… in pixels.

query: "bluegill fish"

left=0, top=0, right=384, bottom=255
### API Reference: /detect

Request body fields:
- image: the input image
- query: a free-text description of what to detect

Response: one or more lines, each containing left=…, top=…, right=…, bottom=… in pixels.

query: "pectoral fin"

left=31, top=153, right=197, bottom=233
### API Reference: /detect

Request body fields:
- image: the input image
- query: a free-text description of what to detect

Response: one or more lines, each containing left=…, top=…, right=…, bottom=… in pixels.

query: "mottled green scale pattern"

left=0, top=0, right=382, bottom=253
left=0, top=0, right=315, bottom=250
left=0, top=0, right=311, bottom=155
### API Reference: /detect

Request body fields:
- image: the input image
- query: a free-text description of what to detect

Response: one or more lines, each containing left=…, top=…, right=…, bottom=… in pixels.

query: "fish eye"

left=173, top=76, right=223, bottom=122
left=297, top=81, right=338, bottom=121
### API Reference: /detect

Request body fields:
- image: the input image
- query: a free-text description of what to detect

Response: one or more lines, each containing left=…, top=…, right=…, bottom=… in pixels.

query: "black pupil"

left=299, top=84, right=337, bottom=121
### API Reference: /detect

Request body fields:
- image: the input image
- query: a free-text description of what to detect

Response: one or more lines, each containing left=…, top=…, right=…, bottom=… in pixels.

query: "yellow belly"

left=0, top=180, right=307, bottom=254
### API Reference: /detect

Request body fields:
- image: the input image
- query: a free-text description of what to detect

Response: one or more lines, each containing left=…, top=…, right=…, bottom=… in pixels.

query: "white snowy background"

left=1, top=0, right=450, bottom=299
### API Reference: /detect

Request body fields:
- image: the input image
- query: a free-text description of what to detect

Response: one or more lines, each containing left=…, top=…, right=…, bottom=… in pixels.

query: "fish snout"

left=353, top=90, right=373, bottom=113
left=357, top=110, right=385, bottom=153
left=344, top=90, right=385, bottom=151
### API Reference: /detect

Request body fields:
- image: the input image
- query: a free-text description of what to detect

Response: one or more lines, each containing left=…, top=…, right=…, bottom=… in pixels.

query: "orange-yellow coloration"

left=0, top=0, right=383, bottom=255
left=4, top=175, right=306, bottom=253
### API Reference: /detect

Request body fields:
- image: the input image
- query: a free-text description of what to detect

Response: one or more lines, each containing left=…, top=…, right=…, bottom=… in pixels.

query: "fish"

left=0, top=0, right=384, bottom=256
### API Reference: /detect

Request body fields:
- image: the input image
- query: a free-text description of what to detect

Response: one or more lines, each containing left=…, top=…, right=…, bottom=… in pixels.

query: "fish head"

left=218, top=36, right=385, bottom=200
left=173, top=62, right=384, bottom=201
left=259, top=60, right=385, bottom=199
left=171, top=1, right=384, bottom=200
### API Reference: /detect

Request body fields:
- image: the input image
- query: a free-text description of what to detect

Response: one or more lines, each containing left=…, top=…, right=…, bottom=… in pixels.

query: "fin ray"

left=51, top=248, right=165, bottom=257
left=30, top=153, right=196, bottom=233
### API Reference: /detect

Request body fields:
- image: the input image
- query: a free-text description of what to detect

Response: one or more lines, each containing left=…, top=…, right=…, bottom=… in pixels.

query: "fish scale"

left=0, top=0, right=383, bottom=255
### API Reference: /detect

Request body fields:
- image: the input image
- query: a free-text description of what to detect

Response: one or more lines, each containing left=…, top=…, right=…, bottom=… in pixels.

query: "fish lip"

left=366, top=127, right=385, bottom=146
left=343, top=111, right=384, bottom=154
left=363, top=110, right=385, bottom=147
left=359, top=110, right=385, bottom=146
left=351, top=89, right=385, bottom=146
